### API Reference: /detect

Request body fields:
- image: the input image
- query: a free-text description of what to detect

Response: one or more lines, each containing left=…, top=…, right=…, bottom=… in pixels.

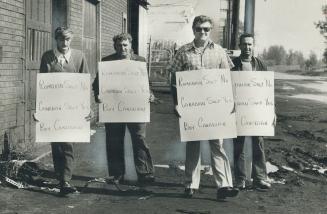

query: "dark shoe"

left=253, top=180, right=271, bottom=189
left=112, top=175, right=124, bottom=184
left=184, top=188, right=195, bottom=198
left=217, top=187, right=239, bottom=200
left=60, top=181, right=77, bottom=194
left=235, top=180, right=246, bottom=190
left=138, top=174, right=155, bottom=183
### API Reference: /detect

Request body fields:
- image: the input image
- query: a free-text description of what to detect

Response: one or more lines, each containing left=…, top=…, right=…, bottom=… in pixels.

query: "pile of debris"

left=0, top=133, right=42, bottom=189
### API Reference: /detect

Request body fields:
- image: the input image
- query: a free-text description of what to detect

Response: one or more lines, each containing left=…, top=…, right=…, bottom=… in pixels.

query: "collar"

left=236, top=56, right=256, bottom=64
left=186, top=39, right=215, bottom=51
left=235, top=56, right=257, bottom=70
left=54, top=48, right=71, bottom=63
left=113, top=52, right=137, bottom=60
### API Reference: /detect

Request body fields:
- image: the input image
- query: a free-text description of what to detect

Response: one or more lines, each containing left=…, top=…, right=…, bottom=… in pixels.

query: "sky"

left=251, top=0, right=326, bottom=58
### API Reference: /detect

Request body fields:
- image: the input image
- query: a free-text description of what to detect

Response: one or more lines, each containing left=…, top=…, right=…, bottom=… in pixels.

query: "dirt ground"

left=0, top=73, right=326, bottom=214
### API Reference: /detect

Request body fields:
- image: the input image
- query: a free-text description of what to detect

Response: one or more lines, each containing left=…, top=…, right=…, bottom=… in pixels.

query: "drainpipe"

left=244, top=0, right=255, bottom=34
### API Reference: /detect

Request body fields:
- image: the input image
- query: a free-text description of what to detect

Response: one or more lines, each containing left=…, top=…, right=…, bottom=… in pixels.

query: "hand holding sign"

left=98, top=60, right=150, bottom=123
left=35, top=73, right=91, bottom=143
left=231, top=71, right=275, bottom=136
left=176, top=69, right=237, bottom=141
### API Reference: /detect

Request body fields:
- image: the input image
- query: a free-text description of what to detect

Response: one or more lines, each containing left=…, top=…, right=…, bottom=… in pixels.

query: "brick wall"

left=0, top=0, right=25, bottom=152
left=67, top=0, right=128, bottom=122
left=68, top=0, right=128, bottom=57
left=68, top=0, right=84, bottom=51
left=101, top=0, right=128, bottom=58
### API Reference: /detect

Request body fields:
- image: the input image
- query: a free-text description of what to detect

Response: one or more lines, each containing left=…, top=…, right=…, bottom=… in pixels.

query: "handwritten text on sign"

left=232, top=71, right=275, bottom=136
left=36, top=73, right=90, bottom=143
left=98, top=60, right=150, bottom=122
left=176, top=69, right=237, bottom=141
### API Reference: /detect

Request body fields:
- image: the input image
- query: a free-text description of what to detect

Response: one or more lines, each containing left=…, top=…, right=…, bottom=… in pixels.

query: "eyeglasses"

left=195, top=27, right=211, bottom=32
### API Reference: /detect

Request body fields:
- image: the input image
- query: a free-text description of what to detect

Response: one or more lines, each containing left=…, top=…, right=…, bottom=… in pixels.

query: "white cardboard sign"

left=176, top=69, right=237, bottom=141
left=98, top=60, right=150, bottom=123
left=232, top=71, right=275, bottom=136
left=36, top=73, right=91, bottom=143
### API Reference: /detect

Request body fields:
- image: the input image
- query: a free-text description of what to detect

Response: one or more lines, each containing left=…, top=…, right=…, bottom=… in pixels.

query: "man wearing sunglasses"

left=169, top=15, right=238, bottom=200
left=93, top=33, right=154, bottom=185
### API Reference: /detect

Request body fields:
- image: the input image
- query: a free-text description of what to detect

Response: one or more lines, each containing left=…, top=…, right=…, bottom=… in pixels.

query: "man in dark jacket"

left=93, top=33, right=154, bottom=184
left=39, top=27, right=89, bottom=194
left=232, top=33, right=271, bottom=190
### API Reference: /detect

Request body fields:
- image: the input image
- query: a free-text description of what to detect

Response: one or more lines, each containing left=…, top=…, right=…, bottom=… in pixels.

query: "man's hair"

left=55, top=27, right=73, bottom=40
left=239, top=33, right=254, bottom=44
left=192, top=15, right=213, bottom=29
left=113, top=33, right=132, bottom=45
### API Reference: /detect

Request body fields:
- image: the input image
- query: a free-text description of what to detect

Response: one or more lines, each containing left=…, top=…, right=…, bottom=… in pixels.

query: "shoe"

left=253, top=180, right=271, bottom=189
left=60, top=181, right=77, bottom=194
left=235, top=180, right=246, bottom=190
left=112, top=175, right=124, bottom=184
left=138, top=174, right=155, bottom=183
left=217, top=187, right=239, bottom=200
left=184, top=188, right=195, bottom=198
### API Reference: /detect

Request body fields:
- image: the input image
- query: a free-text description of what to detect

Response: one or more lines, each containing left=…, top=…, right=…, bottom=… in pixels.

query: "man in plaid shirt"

left=169, top=15, right=238, bottom=200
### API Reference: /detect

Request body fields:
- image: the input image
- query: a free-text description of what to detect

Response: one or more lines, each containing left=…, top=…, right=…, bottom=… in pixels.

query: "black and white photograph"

left=0, top=0, right=326, bottom=213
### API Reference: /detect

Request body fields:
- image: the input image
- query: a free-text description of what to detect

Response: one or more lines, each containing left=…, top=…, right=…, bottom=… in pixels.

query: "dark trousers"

left=105, top=123, right=154, bottom=178
left=51, top=142, right=74, bottom=182
left=233, top=136, right=267, bottom=182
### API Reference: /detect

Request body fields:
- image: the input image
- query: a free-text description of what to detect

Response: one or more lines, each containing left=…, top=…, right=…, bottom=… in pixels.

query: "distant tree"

left=294, top=51, right=306, bottom=68
left=286, top=50, right=295, bottom=65
left=315, top=4, right=327, bottom=64
left=260, top=48, right=267, bottom=59
left=286, top=50, right=305, bottom=68
left=261, top=45, right=287, bottom=65
left=305, top=51, right=318, bottom=70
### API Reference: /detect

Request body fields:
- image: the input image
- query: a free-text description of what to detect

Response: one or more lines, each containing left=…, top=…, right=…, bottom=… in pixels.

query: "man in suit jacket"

left=93, top=33, right=154, bottom=184
left=39, top=27, right=89, bottom=194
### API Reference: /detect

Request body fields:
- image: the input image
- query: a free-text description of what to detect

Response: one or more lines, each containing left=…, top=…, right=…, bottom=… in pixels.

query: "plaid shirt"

left=169, top=40, right=233, bottom=105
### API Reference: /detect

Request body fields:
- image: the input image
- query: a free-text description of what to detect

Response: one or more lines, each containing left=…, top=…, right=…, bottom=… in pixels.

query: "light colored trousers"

left=185, top=139, right=233, bottom=189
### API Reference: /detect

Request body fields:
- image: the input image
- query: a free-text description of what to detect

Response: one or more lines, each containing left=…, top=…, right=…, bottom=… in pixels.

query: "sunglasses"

left=195, top=27, right=211, bottom=32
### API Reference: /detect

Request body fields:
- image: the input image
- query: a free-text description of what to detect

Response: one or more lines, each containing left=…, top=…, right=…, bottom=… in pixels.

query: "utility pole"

left=230, top=0, right=240, bottom=50
left=244, top=0, right=255, bottom=34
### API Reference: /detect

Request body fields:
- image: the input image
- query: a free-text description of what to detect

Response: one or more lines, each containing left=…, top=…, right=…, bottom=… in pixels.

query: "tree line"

left=258, top=46, right=319, bottom=70
left=258, top=4, right=326, bottom=71
left=315, top=4, right=327, bottom=65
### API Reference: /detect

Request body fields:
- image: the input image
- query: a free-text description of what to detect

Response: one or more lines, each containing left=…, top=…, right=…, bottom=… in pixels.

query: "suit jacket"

left=40, top=49, right=89, bottom=73
left=231, top=56, right=267, bottom=72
